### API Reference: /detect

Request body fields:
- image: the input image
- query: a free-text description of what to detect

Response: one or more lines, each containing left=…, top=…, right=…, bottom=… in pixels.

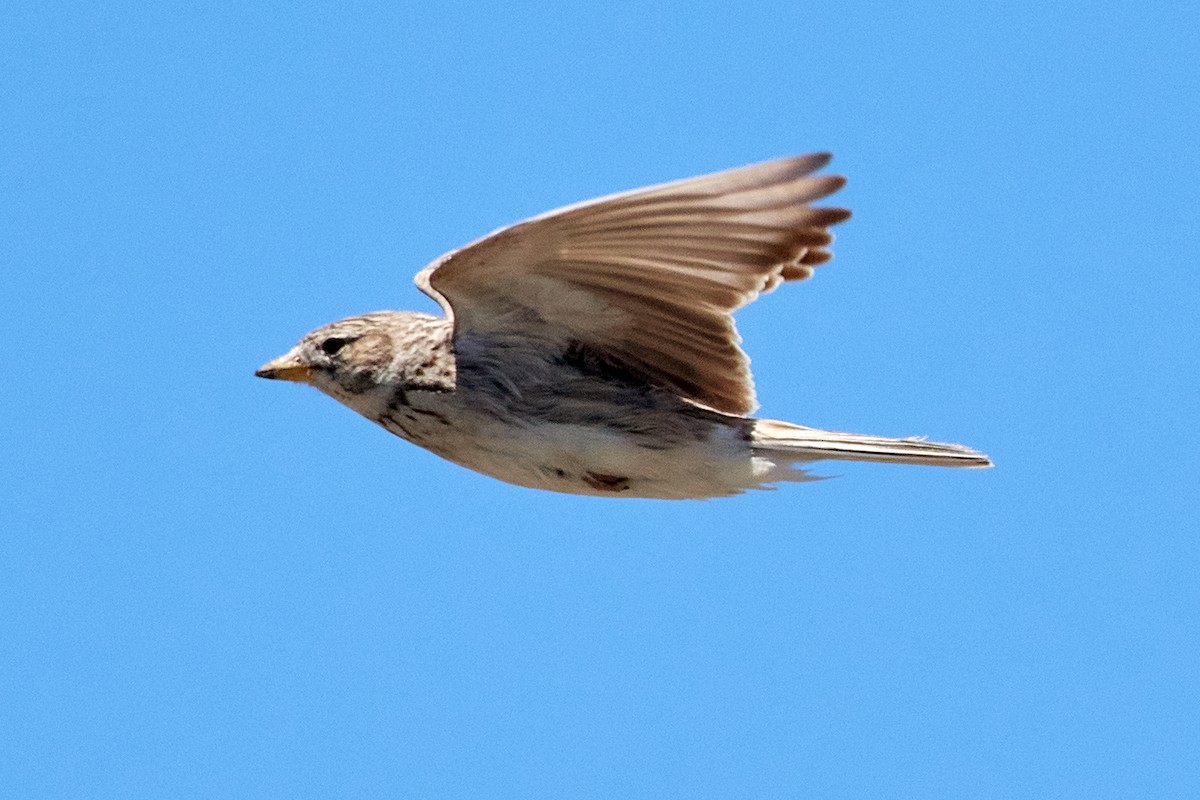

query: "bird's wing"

left=414, top=153, right=850, bottom=415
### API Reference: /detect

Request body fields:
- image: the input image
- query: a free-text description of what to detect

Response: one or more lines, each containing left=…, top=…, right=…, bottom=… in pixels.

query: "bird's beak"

left=255, top=352, right=312, bottom=383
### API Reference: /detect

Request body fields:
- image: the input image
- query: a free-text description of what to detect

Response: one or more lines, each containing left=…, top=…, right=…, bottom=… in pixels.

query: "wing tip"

left=775, top=153, right=844, bottom=190
left=821, top=173, right=848, bottom=193
left=808, top=206, right=853, bottom=226
left=793, top=152, right=833, bottom=173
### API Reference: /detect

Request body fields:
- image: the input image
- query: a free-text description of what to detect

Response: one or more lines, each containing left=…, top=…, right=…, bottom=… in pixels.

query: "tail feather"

left=751, top=419, right=992, bottom=469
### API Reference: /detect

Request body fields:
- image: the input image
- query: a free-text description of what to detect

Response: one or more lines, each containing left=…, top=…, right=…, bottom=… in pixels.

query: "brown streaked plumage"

left=257, top=155, right=991, bottom=499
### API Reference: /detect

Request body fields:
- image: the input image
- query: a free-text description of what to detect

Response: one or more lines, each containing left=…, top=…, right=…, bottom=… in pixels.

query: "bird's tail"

left=751, top=418, right=992, bottom=469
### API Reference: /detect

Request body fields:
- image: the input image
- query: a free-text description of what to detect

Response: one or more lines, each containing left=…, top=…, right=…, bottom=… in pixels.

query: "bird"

left=256, top=154, right=991, bottom=499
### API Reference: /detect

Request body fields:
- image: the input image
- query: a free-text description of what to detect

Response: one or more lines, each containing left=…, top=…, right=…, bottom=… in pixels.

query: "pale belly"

left=376, top=404, right=766, bottom=499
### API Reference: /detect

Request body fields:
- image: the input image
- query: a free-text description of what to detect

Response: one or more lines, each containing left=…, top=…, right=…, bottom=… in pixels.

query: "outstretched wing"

left=415, top=154, right=850, bottom=415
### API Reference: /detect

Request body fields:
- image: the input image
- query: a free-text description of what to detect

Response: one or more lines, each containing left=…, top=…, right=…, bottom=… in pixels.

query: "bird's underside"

left=256, top=153, right=992, bottom=499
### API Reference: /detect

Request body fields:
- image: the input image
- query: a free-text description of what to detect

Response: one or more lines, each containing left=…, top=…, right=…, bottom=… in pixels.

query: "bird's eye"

left=321, top=337, right=350, bottom=356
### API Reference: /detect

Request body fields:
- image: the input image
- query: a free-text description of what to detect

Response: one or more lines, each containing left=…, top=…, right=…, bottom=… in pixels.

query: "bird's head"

left=256, top=311, right=454, bottom=405
left=255, top=313, right=405, bottom=399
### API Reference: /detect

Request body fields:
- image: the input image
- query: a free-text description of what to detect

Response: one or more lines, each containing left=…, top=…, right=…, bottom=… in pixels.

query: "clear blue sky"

left=3, top=2, right=1197, bottom=797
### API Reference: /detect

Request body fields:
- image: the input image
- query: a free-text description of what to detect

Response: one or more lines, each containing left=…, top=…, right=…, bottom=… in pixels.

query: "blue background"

left=4, top=2, right=1197, bottom=797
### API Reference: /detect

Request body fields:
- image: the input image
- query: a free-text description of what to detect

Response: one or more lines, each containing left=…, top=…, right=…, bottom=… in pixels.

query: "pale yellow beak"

left=255, top=352, right=312, bottom=383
